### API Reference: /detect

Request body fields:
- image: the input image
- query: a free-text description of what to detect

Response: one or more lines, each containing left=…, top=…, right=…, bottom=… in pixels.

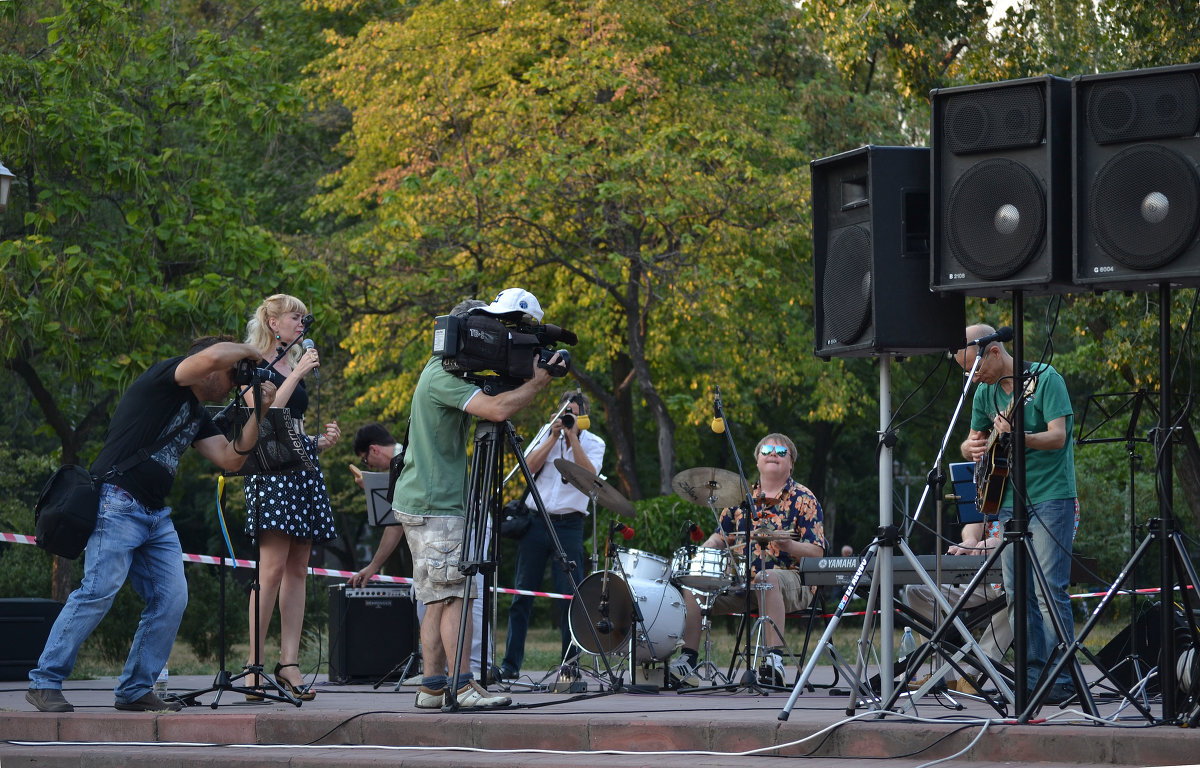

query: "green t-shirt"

left=970, top=362, right=1077, bottom=507
left=392, top=357, right=481, bottom=517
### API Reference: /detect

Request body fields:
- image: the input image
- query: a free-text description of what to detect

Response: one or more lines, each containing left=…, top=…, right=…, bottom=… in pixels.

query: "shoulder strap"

left=386, top=419, right=412, bottom=502
left=105, top=401, right=200, bottom=479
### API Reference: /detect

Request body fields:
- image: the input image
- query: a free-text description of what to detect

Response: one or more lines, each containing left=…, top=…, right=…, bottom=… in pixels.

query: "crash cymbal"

left=671, top=467, right=744, bottom=509
left=554, top=459, right=635, bottom=518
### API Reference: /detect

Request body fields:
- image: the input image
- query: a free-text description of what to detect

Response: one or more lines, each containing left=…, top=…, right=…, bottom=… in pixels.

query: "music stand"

left=360, top=470, right=397, bottom=527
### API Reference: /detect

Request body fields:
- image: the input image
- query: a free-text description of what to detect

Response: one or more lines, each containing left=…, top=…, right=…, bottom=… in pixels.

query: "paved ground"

left=2, top=661, right=1198, bottom=768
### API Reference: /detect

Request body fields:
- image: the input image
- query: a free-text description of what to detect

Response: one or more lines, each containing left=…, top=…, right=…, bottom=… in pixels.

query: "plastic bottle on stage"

left=898, top=627, right=917, bottom=661
left=154, top=666, right=169, bottom=695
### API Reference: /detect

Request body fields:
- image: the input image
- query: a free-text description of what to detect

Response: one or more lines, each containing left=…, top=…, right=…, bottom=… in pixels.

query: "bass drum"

left=568, top=571, right=686, bottom=662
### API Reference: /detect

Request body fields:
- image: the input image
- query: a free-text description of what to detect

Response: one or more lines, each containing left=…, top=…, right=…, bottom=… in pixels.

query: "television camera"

left=432, top=309, right=577, bottom=394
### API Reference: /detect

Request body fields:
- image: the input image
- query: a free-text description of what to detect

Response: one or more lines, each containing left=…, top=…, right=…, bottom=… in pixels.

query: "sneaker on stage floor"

left=452, top=680, right=511, bottom=709
left=759, top=652, right=786, bottom=687
left=667, top=657, right=700, bottom=689
left=114, top=691, right=183, bottom=712
left=497, top=664, right=519, bottom=681
left=400, top=673, right=423, bottom=687
left=1038, top=682, right=1076, bottom=706
left=948, top=676, right=980, bottom=695
left=26, top=688, right=74, bottom=713
left=415, top=685, right=446, bottom=709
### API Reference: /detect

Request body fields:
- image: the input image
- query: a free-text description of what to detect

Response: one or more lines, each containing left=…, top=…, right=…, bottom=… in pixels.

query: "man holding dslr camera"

left=351, top=289, right=563, bottom=710
left=27, top=336, right=276, bottom=713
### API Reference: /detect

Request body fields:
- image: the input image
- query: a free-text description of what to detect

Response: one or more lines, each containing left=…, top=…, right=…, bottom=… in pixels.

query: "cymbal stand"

left=692, top=589, right=729, bottom=684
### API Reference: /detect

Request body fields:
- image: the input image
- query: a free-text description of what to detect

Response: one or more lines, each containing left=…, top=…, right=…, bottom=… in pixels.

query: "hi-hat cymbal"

left=671, top=467, right=743, bottom=509
left=554, top=459, right=635, bottom=518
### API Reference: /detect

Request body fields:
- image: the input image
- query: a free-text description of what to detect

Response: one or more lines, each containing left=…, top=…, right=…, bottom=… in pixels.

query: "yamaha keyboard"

left=797, top=554, right=1000, bottom=587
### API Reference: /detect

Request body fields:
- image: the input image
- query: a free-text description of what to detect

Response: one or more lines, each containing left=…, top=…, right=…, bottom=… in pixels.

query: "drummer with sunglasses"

left=676, top=433, right=826, bottom=686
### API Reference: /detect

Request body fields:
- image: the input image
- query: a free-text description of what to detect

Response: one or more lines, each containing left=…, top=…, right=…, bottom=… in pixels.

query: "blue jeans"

left=502, top=513, right=585, bottom=672
left=29, top=483, right=188, bottom=703
left=999, top=497, right=1077, bottom=688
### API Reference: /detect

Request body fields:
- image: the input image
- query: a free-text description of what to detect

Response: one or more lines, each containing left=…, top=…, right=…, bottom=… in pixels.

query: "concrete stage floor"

left=1, top=662, right=1197, bottom=768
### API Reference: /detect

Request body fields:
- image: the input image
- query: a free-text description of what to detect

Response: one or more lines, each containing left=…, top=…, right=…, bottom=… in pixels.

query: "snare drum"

left=671, top=546, right=734, bottom=592
left=616, top=547, right=670, bottom=581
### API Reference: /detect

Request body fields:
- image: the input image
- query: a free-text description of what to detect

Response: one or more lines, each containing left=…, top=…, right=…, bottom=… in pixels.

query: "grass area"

left=69, top=607, right=1126, bottom=681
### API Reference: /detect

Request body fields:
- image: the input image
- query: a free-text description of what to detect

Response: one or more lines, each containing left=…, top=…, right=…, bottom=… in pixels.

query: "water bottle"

left=154, top=666, right=169, bottom=696
left=898, top=626, right=917, bottom=662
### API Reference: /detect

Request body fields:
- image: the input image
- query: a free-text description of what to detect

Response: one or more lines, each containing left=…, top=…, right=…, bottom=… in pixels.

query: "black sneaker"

left=1039, top=682, right=1076, bottom=706
left=26, top=688, right=74, bottom=713
left=114, top=691, right=183, bottom=712
left=758, top=652, right=786, bottom=686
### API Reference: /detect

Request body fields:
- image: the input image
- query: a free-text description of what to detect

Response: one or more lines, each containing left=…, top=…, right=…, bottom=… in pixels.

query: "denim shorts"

left=396, top=513, right=469, bottom=604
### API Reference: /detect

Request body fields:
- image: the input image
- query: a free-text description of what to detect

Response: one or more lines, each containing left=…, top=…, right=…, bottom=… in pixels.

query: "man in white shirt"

left=498, top=391, right=605, bottom=680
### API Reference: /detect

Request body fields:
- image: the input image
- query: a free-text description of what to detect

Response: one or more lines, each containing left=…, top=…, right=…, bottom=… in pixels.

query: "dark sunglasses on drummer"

left=759, top=445, right=788, bottom=457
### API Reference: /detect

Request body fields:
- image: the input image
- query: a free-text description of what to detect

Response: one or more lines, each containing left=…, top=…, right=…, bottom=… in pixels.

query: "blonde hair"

left=245, top=294, right=309, bottom=365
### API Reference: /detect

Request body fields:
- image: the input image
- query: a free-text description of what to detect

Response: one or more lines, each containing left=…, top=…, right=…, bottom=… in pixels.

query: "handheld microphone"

left=968, top=326, right=1013, bottom=347
left=302, top=339, right=319, bottom=382
left=614, top=522, right=635, bottom=540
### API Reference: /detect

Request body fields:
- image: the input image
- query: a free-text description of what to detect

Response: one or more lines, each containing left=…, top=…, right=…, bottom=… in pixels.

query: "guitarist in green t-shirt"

left=954, top=323, right=1079, bottom=707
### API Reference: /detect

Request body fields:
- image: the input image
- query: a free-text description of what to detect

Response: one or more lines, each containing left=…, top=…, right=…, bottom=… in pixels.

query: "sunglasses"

left=759, top=445, right=788, bottom=457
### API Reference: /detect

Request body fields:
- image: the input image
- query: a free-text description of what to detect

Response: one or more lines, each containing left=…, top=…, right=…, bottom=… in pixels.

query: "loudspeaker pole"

left=1157, top=282, right=1179, bottom=720
left=877, top=353, right=897, bottom=699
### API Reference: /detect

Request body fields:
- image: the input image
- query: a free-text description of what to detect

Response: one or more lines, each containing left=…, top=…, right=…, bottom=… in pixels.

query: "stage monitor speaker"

left=1095, top=602, right=1190, bottom=695
left=811, top=145, right=965, bottom=359
left=327, top=584, right=417, bottom=684
left=1074, top=63, right=1200, bottom=290
left=931, top=75, right=1074, bottom=297
left=0, top=598, right=62, bottom=680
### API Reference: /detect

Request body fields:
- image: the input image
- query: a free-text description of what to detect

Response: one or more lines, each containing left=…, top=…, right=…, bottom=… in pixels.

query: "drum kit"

left=558, top=462, right=769, bottom=686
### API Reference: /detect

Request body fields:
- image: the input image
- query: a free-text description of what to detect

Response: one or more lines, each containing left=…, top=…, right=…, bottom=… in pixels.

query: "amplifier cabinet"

left=0, top=598, right=63, bottom=680
left=327, top=584, right=417, bottom=684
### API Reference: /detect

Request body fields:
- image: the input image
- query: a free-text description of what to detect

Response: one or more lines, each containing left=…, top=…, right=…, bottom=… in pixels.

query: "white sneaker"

left=415, top=685, right=445, bottom=709
left=452, top=680, right=511, bottom=709
left=401, top=673, right=423, bottom=687
left=668, top=657, right=700, bottom=688
left=758, top=652, right=786, bottom=686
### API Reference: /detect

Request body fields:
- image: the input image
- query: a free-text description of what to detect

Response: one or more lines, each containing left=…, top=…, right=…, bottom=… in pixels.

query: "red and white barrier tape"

left=1, top=531, right=571, bottom=599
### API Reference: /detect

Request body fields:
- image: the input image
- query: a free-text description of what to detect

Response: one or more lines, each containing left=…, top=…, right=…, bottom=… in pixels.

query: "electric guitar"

left=973, top=373, right=1039, bottom=516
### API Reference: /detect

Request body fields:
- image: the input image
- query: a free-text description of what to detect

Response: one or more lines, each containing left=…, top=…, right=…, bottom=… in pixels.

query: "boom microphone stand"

left=175, top=333, right=311, bottom=709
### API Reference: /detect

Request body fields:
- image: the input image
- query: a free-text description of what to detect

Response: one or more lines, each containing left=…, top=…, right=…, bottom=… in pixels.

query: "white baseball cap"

left=477, top=288, right=544, bottom=322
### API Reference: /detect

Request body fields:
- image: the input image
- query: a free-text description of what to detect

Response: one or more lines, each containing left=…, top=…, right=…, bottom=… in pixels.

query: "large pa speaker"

left=1073, top=63, right=1200, bottom=290
left=931, top=75, right=1074, bottom=297
left=327, top=584, right=417, bottom=684
left=0, top=598, right=62, bottom=680
left=811, top=145, right=965, bottom=358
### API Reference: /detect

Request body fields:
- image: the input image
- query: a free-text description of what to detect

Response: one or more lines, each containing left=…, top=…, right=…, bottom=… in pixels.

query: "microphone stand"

left=683, top=387, right=772, bottom=695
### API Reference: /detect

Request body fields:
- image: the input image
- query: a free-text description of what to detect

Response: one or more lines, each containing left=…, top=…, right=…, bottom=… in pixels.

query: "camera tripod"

left=443, top=419, right=626, bottom=710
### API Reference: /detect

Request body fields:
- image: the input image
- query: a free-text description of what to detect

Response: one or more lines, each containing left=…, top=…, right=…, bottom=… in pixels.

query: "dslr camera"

left=432, top=310, right=577, bottom=393
left=232, top=358, right=261, bottom=386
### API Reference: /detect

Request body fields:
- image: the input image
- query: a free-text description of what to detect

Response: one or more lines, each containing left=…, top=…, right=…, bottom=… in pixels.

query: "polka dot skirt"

left=244, top=438, right=338, bottom=543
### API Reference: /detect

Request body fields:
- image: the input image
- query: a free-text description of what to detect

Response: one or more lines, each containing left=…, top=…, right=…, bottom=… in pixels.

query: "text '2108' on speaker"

left=811, top=145, right=964, bottom=359
left=931, top=75, right=1075, bottom=297
left=1074, top=63, right=1200, bottom=291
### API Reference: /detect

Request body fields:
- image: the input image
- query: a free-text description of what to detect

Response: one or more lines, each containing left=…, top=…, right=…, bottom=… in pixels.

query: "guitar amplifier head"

left=327, top=584, right=417, bottom=684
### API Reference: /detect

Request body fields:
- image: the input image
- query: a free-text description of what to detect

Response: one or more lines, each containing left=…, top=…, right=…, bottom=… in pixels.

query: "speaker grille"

left=1089, top=144, right=1200, bottom=270
left=946, top=158, right=1046, bottom=280
left=944, top=85, right=1045, bottom=155
left=1087, top=72, right=1200, bottom=145
left=822, top=225, right=872, bottom=346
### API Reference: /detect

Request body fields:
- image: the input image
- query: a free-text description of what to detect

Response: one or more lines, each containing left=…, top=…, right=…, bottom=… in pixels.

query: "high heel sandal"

left=244, top=669, right=265, bottom=702
left=275, top=662, right=316, bottom=701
